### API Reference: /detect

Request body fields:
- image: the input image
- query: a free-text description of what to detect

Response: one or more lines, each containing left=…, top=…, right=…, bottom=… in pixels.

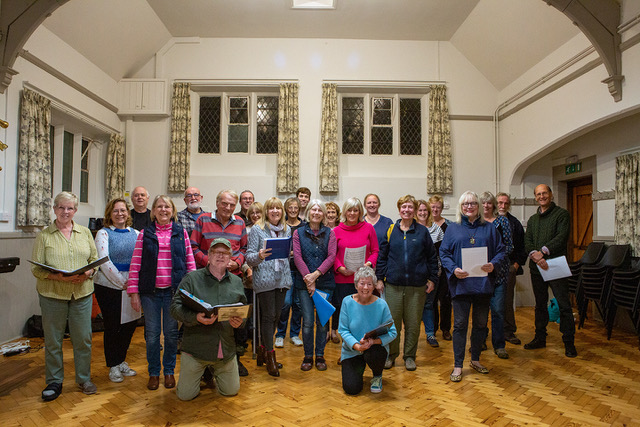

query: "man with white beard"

left=177, top=187, right=207, bottom=237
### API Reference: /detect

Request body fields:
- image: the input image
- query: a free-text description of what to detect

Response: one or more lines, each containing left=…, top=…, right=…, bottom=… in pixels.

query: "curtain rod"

left=23, top=82, right=120, bottom=137
left=174, top=79, right=298, bottom=86
left=323, top=79, right=444, bottom=88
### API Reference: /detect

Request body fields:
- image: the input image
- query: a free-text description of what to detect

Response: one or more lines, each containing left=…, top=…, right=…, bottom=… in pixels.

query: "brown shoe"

left=442, top=330, right=452, bottom=341
left=266, top=350, right=280, bottom=377
left=147, top=376, right=159, bottom=390
left=164, top=374, right=176, bottom=389
left=331, top=330, right=340, bottom=344
left=315, top=356, right=327, bottom=371
left=256, top=345, right=266, bottom=367
left=301, top=356, right=313, bottom=371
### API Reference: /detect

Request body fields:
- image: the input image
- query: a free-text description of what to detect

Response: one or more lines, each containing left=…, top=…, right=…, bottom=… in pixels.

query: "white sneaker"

left=119, top=361, right=137, bottom=377
left=275, top=337, right=284, bottom=348
left=109, top=366, right=124, bottom=383
left=290, top=336, right=303, bottom=346
left=370, top=375, right=383, bottom=393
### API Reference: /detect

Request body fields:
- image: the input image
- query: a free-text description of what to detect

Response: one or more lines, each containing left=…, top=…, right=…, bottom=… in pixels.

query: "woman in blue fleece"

left=339, top=266, right=397, bottom=395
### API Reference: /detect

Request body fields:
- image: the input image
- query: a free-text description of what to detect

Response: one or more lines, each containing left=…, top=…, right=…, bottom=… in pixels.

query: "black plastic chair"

left=578, top=244, right=631, bottom=329
left=568, top=242, right=607, bottom=295
left=606, top=258, right=640, bottom=340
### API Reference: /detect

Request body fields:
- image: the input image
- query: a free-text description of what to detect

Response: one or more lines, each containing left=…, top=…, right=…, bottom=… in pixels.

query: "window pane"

left=228, top=125, right=248, bottom=153
left=373, top=98, right=391, bottom=109
left=80, top=139, right=89, bottom=203
left=229, top=97, right=248, bottom=109
left=256, top=96, right=279, bottom=153
left=62, top=131, right=74, bottom=192
left=372, top=110, right=391, bottom=125
left=342, top=97, right=364, bottom=154
left=199, top=97, right=221, bottom=153
left=229, top=97, right=249, bottom=124
left=371, top=127, right=393, bottom=155
left=400, top=98, right=422, bottom=155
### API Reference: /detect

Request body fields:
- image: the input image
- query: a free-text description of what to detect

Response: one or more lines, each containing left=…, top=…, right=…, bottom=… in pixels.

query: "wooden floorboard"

left=1, top=307, right=639, bottom=426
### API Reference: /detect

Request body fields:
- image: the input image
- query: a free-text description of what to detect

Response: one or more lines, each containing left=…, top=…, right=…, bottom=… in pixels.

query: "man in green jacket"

left=524, top=184, right=577, bottom=358
left=171, top=238, right=247, bottom=400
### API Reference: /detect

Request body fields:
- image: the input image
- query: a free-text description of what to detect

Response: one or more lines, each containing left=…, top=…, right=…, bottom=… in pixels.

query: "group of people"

left=31, top=183, right=577, bottom=401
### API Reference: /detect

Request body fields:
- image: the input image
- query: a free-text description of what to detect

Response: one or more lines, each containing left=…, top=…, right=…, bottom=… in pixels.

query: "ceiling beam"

left=544, top=0, right=623, bottom=101
left=0, top=0, right=69, bottom=94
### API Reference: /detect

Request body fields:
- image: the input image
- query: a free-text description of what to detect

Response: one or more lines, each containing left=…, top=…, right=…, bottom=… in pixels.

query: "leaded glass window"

left=256, top=96, right=279, bottom=154
left=80, top=139, right=90, bottom=203
left=400, top=98, right=421, bottom=155
left=371, top=97, right=392, bottom=155
left=342, top=97, right=364, bottom=154
left=228, top=97, right=249, bottom=153
left=62, top=131, right=74, bottom=192
left=199, top=97, right=221, bottom=153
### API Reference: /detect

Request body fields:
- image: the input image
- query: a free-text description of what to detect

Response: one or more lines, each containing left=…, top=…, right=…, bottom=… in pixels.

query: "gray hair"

left=354, top=265, right=377, bottom=287
left=216, top=190, right=239, bottom=203
left=53, top=192, right=78, bottom=209
left=305, top=199, right=327, bottom=222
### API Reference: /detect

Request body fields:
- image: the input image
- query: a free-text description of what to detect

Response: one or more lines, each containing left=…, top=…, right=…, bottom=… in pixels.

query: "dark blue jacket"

left=376, top=219, right=438, bottom=287
left=138, top=222, right=188, bottom=294
left=439, top=216, right=507, bottom=298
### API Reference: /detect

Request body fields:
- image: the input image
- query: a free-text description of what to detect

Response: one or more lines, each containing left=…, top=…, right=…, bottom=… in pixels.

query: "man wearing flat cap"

left=171, top=238, right=247, bottom=401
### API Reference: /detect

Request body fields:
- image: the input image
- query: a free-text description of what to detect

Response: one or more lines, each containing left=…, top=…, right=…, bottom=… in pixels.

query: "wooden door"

left=567, top=177, right=593, bottom=262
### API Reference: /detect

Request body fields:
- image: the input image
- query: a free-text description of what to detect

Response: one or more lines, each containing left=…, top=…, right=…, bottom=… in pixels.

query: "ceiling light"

left=291, top=0, right=336, bottom=10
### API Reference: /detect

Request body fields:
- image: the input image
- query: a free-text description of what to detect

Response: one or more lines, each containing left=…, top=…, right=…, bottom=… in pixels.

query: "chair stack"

left=577, top=244, right=631, bottom=329
left=606, top=258, right=640, bottom=342
left=568, top=242, right=606, bottom=295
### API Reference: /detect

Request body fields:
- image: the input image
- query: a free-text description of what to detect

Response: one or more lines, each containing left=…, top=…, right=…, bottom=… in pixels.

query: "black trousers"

left=531, top=274, right=575, bottom=343
left=331, top=282, right=357, bottom=331
left=433, top=273, right=452, bottom=333
left=94, top=285, right=138, bottom=367
left=256, top=288, right=287, bottom=351
left=341, top=344, right=387, bottom=395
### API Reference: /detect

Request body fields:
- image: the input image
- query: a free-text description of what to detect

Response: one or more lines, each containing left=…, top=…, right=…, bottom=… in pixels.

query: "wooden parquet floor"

left=1, top=307, right=639, bottom=426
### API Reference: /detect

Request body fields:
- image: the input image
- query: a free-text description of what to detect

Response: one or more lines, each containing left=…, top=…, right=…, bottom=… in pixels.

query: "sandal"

left=42, top=382, right=62, bottom=401
left=470, top=362, right=489, bottom=374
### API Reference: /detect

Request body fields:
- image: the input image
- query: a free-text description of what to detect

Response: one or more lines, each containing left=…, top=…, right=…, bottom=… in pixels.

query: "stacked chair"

left=577, top=244, right=631, bottom=329
left=606, top=257, right=640, bottom=345
left=568, top=242, right=607, bottom=296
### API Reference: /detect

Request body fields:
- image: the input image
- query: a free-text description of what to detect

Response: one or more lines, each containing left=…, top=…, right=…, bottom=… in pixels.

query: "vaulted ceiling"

left=35, top=0, right=583, bottom=91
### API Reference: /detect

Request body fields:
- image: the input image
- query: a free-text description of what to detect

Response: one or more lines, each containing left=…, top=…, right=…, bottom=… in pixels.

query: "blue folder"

left=312, top=289, right=336, bottom=327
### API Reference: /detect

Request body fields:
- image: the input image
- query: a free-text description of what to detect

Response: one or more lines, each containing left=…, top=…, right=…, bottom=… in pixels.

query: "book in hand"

left=178, top=289, right=251, bottom=320
left=262, top=236, right=292, bottom=261
left=28, top=256, right=109, bottom=276
left=363, top=321, right=394, bottom=340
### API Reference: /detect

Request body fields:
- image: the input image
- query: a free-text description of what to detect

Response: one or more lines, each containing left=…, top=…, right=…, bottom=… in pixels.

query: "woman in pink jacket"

left=330, top=197, right=379, bottom=351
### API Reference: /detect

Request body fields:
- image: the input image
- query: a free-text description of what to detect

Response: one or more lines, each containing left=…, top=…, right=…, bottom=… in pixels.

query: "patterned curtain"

left=319, top=83, right=338, bottom=193
left=427, top=85, right=453, bottom=194
left=17, top=89, right=52, bottom=227
left=614, top=152, right=640, bottom=255
left=105, top=133, right=126, bottom=202
left=276, top=83, right=300, bottom=193
left=168, top=82, right=191, bottom=193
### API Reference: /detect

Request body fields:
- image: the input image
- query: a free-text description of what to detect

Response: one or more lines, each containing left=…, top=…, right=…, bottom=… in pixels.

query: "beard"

left=188, top=200, right=202, bottom=210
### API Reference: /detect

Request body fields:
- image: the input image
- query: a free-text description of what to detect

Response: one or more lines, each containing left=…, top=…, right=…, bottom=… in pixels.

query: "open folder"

left=28, top=256, right=109, bottom=276
left=312, top=289, right=336, bottom=327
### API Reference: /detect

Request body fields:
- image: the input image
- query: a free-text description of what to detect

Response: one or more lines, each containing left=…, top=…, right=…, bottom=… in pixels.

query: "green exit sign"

left=565, top=162, right=582, bottom=175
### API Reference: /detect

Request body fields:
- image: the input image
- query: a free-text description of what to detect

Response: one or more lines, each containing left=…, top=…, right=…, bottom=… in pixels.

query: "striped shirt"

left=31, top=221, right=98, bottom=300
left=190, top=212, right=247, bottom=270
left=127, top=223, right=196, bottom=294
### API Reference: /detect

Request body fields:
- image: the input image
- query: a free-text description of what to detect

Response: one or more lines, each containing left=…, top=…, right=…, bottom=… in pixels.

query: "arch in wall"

left=508, top=104, right=640, bottom=188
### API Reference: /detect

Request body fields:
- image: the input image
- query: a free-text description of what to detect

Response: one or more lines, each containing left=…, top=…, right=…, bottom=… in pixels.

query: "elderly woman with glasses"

left=439, top=191, right=507, bottom=383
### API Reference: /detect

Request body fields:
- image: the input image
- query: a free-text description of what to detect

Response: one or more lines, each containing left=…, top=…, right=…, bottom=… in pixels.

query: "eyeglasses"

left=462, top=202, right=478, bottom=207
left=185, top=193, right=201, bottom=199
left=211, top=250, right=230, bottom=256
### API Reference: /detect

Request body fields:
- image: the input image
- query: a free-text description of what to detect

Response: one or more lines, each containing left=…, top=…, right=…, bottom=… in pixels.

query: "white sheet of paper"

left=121, top=290, right=142, bottom=324
left=537, top=256, right=572, bottom=281
left=344, top=245, right=366, bottom=273
left=461, top=246, right=488, bottom=277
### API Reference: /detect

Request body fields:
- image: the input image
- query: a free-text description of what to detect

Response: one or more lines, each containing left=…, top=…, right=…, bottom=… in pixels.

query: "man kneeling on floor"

left=171, top=238, right=247, bottom=400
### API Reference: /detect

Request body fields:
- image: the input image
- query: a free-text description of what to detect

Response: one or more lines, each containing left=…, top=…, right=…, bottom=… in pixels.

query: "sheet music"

left=461, top=246, right=488, bottom=277
left=344, top=245, right=366, bottom=273
left=537, top=256, right=572, bottom=281
left=121, top=290, right=142, bottom=324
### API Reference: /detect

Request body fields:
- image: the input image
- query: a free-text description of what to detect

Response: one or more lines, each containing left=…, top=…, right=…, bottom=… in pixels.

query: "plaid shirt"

left=177, top=208, right=207, bottom=238
left=190, top=212, right=247, bottom=272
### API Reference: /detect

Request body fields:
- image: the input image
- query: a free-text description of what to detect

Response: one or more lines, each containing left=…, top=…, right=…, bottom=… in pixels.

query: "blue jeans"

left=452, top=294, right=491, bottom=368
left=422, top=287, right=437, bottom=336
left=276, top=282, right=302, bottom=339
left=297, top=288, right=332, bottom=357
left=488, top=283, right=506, bottom=350
left=140, top=288, right=178, bottom=376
